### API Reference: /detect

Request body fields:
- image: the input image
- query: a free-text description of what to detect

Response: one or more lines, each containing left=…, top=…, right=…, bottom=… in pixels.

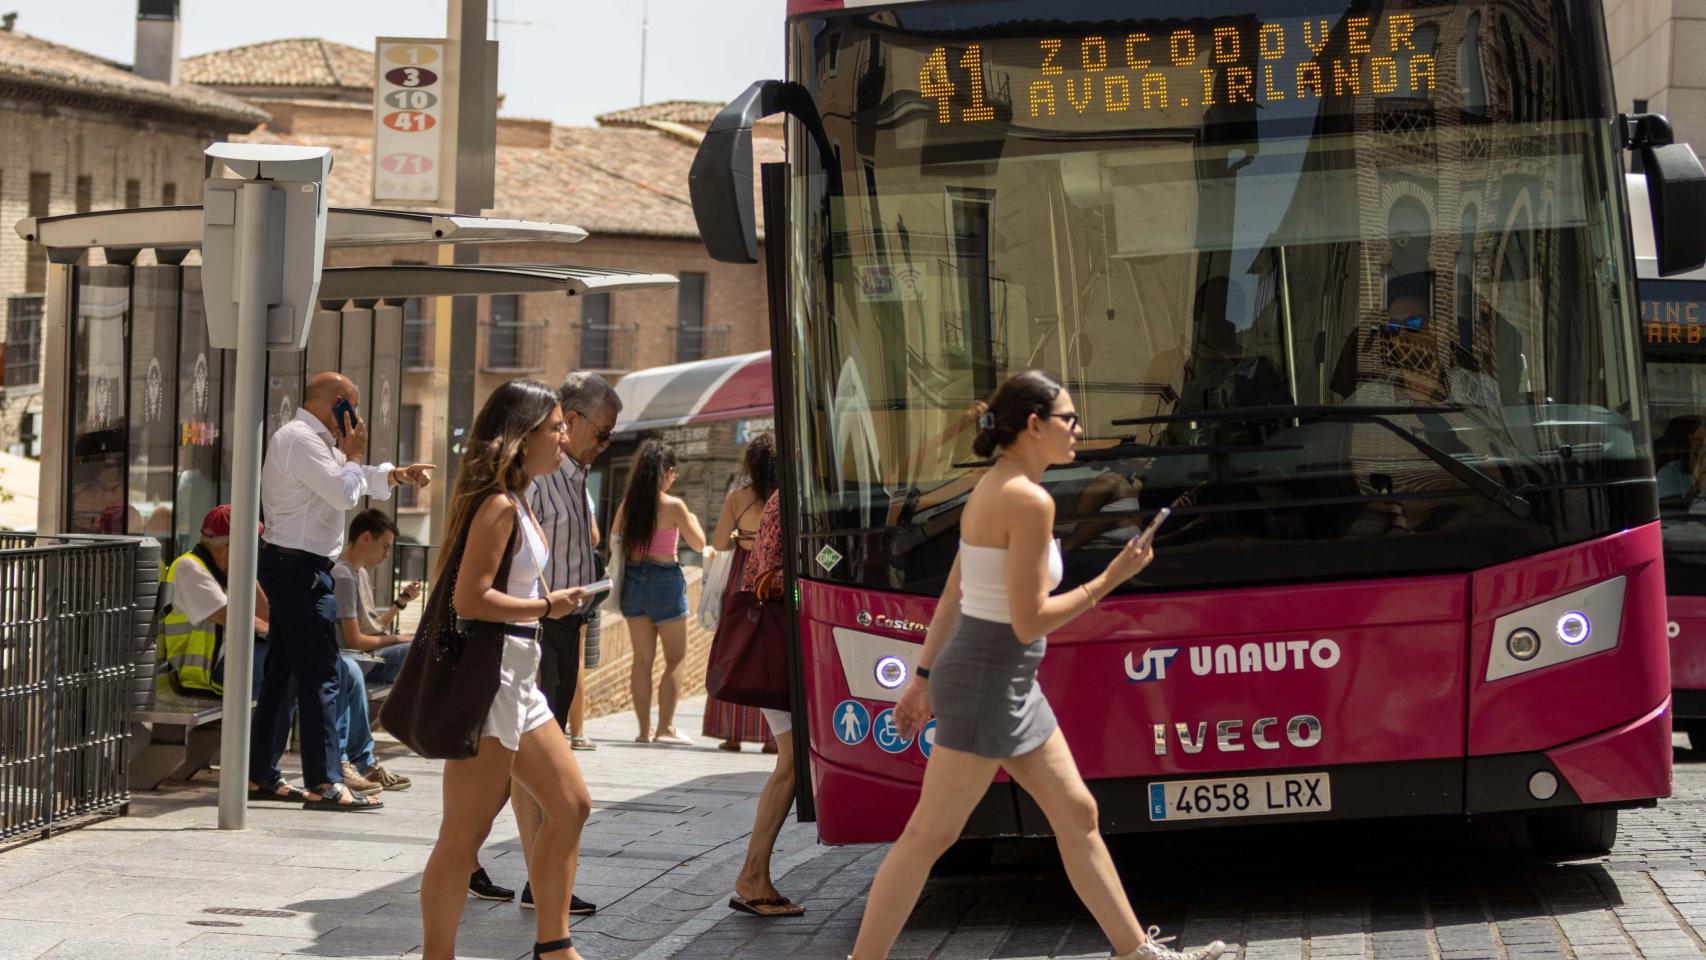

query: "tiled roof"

left=181, top=38, right=373, bottom=93
left=595, top=101, right=727, bottom=127
left=241, top=123, right=783, bottom=241
left=0, top=29, right=265, bottom=127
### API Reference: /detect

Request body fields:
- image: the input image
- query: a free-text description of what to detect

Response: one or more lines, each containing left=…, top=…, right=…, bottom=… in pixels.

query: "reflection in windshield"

left=788, top=0, right=1653, bottom=595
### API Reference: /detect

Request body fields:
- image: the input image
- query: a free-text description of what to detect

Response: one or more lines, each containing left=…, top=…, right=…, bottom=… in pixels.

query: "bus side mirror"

left=689, top=80, right=839, bottom=265
left=1628, top=114, right=1706, bottom=276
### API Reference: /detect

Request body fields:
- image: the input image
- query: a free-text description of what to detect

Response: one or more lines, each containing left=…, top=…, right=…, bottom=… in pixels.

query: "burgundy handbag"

left=704, top=570, right=790, bottom=711
left=379, top=512, right=519, bottom=760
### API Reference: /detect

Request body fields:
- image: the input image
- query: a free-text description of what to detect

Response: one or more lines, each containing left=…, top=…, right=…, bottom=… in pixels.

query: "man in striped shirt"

left=507, top=371, right=621, bottom=913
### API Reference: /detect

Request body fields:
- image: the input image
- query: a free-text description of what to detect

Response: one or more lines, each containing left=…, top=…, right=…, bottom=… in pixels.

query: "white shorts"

left=760, top=708, right=792, bottom=737
left=482, top=628, right=556, bottom=751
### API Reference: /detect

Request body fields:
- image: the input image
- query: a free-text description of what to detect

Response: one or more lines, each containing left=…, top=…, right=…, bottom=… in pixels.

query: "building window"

left=124, top=179, right=140, bottom=209
left=26, top=173, right=49, bottom=293
left=401, top=297, right=430, bottom=368
left=74, top=175, right=92, bottom=213
left=485, top=294, right=525, bottom=369
left=16, top=410, right=40, bottom=458
left=675, top=272, right=706, bottom=362
left=5, top=295, right=42, bottom=388
left=398, top=404, right=421, bottom=508
left=161, top=182, right=177, bottom=206
left=581, top=293, right=612, bottom=369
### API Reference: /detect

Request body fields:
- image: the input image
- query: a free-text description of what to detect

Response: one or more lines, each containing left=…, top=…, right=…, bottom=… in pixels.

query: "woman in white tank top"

left=419, top=379, right=596, bottom=960
left=849, top=371, right=1226, bottom=960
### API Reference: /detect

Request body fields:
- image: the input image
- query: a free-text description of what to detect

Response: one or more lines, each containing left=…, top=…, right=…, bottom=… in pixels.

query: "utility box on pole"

left=202, top=143, right=333, bottom=351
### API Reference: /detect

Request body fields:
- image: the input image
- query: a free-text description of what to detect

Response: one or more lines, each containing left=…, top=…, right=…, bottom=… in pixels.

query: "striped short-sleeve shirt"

left=529, top=458, right=596, bottom=593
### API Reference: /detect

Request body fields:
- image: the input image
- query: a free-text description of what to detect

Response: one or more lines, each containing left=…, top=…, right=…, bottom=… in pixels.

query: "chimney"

left=134, top=0, right=179, bottom=84
left=1, top=14, right=17, bottom=32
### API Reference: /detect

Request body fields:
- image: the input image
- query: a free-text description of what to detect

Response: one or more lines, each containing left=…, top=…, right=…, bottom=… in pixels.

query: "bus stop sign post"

left=201, top=143, right=333, bottom=830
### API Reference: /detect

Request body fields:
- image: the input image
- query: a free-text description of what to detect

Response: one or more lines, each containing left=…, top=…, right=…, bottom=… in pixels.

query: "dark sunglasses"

left=1047, top=412, right=1082, bottom=430
left=1384, top=314, right=1426, bottom=333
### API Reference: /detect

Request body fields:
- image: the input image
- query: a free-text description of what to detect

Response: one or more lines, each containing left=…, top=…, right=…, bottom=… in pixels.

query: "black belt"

left=455, top=620, right=542, bottom=641
left=261, top=542, right=334, bottom=571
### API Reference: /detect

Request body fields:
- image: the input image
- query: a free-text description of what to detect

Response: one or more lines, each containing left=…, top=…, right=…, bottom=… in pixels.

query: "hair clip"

left=977, top=412, right=996, bottom=430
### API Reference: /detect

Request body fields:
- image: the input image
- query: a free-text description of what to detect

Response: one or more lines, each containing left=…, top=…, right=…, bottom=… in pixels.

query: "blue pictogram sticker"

left=873, top=708, right=914, bottom=754
left=832, top=700, right=870, bottom=746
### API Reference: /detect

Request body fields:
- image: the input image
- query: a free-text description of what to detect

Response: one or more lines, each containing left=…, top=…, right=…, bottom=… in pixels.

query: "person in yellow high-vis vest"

left=160, top=505, right=271, bottom=696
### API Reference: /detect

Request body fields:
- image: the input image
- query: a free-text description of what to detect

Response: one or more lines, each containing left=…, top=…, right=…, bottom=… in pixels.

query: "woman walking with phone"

left=613, top=440, right=707, bottom=745
left=418, top=379, right=593, bottom=960
left=847, top=370, right=1225, bottom=960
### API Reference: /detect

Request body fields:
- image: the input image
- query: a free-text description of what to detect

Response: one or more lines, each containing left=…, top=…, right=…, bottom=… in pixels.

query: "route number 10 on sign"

left=373, top=38, right=446, bottom=205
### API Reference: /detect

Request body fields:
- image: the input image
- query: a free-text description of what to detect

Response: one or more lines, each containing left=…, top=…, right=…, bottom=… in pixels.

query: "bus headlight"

left=1485, top=576, right=1626, bottom=682
left=1507, top=628, right=1542, bottom=661
left=874, top=655, right=908, bottom=689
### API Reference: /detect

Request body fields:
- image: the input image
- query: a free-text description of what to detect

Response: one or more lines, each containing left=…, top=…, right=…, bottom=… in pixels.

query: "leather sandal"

left=533, top=935, right=573, bottom=960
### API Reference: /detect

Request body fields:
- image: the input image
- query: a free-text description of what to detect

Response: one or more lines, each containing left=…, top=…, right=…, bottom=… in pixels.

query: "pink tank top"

left=648, top=526, right=680, bottom=557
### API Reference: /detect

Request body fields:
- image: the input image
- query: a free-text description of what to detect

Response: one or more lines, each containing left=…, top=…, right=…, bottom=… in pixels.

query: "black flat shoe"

left=470, top=868, right=515, bottom=901
left=519, top=883, right=596, bottom=915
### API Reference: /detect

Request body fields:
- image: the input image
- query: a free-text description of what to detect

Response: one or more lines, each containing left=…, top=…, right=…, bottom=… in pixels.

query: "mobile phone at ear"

left=332, top=397, right=356, bottom=434
left=1131, top=507, right=1171, bottom=548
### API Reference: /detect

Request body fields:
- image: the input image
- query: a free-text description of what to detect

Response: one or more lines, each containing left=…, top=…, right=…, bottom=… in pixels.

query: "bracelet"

left=915, top=665, right=931, bottom=680
left=392, top=599, right=406, bottom=611
left=542, top=596, right=555, bottom=619
left=1081, top=583, right=1097, bottom=605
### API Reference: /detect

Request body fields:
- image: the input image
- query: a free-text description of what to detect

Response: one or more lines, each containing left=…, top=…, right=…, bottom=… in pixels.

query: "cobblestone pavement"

left=658, top=738, right=1706, bottom=960
left=6, top=706, right=1706, bottom=960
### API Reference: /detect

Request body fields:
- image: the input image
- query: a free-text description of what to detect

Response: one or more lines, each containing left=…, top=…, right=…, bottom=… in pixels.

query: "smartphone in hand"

left=580, top=578, right=614, bottom=597
left=1131, top=506, right=1171, bottom=549
left=332, top=396, right=357, bottom=434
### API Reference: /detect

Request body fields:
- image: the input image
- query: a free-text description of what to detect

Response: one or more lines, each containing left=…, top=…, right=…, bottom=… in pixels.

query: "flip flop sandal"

left=302, top=783, right=384, bottom=812
left=248, top=780, right=307, bottom=803
left=728, top=895, right=806, bottom=917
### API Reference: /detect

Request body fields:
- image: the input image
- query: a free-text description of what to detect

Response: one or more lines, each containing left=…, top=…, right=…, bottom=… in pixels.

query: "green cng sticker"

left=815, top=544, right=844, bottom=573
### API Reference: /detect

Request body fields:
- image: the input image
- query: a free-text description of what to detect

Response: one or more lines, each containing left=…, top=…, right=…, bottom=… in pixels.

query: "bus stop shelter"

left=20, top=203, right=677, bottom=583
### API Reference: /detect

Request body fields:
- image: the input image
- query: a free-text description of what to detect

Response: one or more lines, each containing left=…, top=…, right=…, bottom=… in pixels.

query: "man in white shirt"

left=248, top=371, right=432, bottom=812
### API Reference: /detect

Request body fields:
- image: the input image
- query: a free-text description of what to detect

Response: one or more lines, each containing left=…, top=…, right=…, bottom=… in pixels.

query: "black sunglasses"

left=1047, top=412, right=1082, bottom=430
left=1384, top=314, right=1426, bottom=333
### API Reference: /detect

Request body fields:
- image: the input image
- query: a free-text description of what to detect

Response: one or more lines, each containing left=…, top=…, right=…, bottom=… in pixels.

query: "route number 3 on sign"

left=373, top=38, right=446, bottom=205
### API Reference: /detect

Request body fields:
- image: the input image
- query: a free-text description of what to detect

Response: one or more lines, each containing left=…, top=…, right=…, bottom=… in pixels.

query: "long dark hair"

left=619, top=439, right=677, bottom=558
left=742, top=432, right=778, bottom=502
left=971, top=370, right=1065, bottom=457
left=438, top=378, right=559, bottom=577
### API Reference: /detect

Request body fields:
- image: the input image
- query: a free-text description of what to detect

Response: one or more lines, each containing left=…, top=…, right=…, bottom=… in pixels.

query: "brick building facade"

left=0, top=24, right=263, bottom=456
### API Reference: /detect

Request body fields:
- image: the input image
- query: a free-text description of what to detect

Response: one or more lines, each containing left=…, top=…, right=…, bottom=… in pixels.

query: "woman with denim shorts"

left=612, top=440, right=706, bottom=745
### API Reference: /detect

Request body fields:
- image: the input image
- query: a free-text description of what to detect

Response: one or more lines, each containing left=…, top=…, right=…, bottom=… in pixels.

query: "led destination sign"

left=916, top=14, right=1438, bottom=126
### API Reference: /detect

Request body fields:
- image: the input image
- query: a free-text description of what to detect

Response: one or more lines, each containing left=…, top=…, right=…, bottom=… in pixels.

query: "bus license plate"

left=1148, top=772, right=1331, bottom=822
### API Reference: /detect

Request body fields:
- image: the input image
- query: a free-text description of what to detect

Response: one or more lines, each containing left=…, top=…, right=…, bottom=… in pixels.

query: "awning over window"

left=614, top=351, right=771, bottom=434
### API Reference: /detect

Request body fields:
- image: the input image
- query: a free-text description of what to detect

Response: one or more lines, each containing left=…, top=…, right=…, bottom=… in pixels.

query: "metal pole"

left=1277, top=246, right=1299, bottom=415
left=217, top=181, right=272, bottom=830
left=430, top=0, right=490, bottom=562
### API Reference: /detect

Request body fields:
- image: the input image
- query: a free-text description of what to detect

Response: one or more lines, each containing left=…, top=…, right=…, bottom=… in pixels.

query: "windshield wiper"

left=1113, top=404, right=1533, bottom=520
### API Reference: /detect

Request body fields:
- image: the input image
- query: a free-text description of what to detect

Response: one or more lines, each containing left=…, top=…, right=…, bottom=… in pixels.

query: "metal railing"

left=579, top=321, right=640, bottom=372
left=0, top=533, right=157, bottom=843
left=671, top=323, right=732, bottom=363
left=483, top=319, right=548, bottom=372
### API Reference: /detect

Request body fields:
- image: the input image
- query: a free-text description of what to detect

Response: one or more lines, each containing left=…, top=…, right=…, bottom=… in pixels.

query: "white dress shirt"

left=261, top=409, right=394, bottom=558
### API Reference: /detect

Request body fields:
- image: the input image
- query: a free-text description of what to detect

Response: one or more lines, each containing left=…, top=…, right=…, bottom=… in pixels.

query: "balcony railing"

left=670, top=323, right=732, bottom=363
left=481, top=320, right=547, bottom=372
left=578, top=322, right=640, bottom=373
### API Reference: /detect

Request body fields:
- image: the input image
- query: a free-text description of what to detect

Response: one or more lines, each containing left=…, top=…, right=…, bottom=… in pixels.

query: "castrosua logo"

left=1126, top=638, right=1342, bottom=683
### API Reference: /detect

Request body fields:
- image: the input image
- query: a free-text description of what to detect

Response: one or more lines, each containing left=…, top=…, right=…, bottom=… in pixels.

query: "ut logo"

left=1125, top=647, right=1181, bottom=683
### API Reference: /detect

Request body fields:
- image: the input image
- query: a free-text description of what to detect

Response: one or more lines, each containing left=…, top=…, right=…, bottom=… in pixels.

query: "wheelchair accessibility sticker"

left=873, top=708, right=914, bottom=754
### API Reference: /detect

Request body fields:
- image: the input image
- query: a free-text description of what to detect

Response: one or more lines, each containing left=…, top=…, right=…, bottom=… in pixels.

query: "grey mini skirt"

left=928, top=614, right=1058, bottom=759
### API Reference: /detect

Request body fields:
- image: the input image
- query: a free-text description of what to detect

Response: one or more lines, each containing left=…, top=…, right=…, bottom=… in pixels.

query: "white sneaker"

left=653, top=731, right=695, bottom=746
left=1116, top=927, right=1227, bottom=960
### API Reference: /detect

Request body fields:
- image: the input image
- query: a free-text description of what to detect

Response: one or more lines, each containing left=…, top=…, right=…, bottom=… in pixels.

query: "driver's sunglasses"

left=1048, top=412, right=1082, bottom=430
left=1384, top=314, right=1426, bottom=333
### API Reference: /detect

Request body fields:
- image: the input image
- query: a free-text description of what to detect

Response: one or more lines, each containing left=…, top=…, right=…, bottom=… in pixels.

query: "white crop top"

left=507, top=494, right=549, bottom=621
left=957, top=539, right=1064, bottom=623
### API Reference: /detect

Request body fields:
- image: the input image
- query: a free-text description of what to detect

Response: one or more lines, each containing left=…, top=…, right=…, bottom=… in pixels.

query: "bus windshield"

left=785, top=0, right=1652, bottom=595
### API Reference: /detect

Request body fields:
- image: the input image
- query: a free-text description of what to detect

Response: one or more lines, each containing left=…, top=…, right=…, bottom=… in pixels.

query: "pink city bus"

left=691, top=0, right=1706, bottom=853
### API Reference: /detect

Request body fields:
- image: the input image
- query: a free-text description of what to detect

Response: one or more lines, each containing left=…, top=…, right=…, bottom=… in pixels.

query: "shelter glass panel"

left=176, top=269, right=222, bottom=558
left=128, top=266, right=179, bottom=556
left=67, top=265, right=130, bottom=534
